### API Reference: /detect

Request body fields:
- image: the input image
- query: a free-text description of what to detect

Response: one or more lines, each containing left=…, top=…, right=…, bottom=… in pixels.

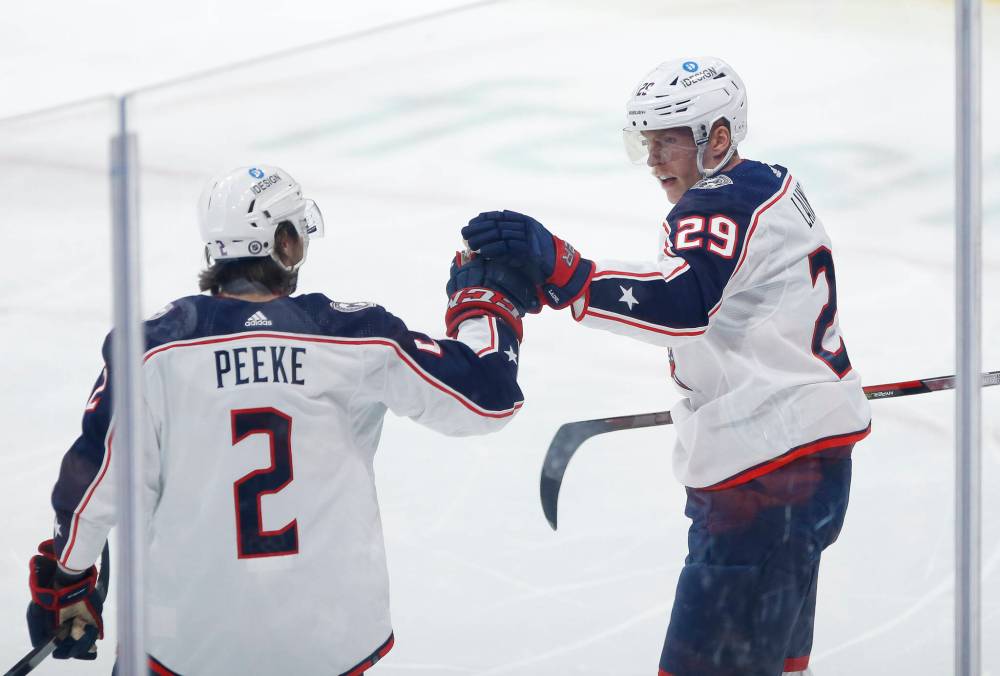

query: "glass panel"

left=0, top=98, right=116, bottom=672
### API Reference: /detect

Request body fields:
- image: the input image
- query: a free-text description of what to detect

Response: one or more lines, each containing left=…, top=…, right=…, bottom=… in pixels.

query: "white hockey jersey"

left=51, top=294, right=523, bottom=675
left=570, top=160, right=871, bottom=488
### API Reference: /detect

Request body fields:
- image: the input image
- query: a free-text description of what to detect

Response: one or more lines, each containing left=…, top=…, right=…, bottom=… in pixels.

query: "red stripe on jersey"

left=731, top=173, right=793, bottom=280
left=148, top=656, right=180, bottom=675
left=340, top=633, right=395, bottom=676
left=784, top=655, right=810, bottom=671
left=144, top=333, right=521, bottom=420
left=593, top=262, right=690, bottom=284
left=584, top=307, right=707, bottom=337
left=475, top=316, right=498, bottom=356
left=705, top=424, right=871, bottom=491
left=662, top=262, right=690, bottom=282
left=593, top=270, right=664, bottom=280
left=84, top=367, right=108, bottom=412
left=61, top=428, right=114, bottom=566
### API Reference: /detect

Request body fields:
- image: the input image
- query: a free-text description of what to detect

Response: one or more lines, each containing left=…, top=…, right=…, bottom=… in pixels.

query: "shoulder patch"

left=331, top=301, right=376, bottom=313
left=148, top=302, right=175, bottom=320
left=692, top=175, right=733, bottom=190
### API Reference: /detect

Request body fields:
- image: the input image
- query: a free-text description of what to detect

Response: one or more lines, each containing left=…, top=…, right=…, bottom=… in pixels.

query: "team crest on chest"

left=331, top=301, right=375, bottom=313
left=692, top=175, right=733, bottom=190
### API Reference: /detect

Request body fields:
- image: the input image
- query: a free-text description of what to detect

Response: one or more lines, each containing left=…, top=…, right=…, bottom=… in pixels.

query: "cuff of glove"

left=541, top=255, right=594, bottom=310
left=446, top=287, right=524, bottom=342
left=30, top=563, right=98, bottom=611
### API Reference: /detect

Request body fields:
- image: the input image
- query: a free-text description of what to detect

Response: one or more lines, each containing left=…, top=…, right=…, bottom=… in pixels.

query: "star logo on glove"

left=53, top=516, right=62, bottom=539
left=618, top=286, right=639, bottom=310
left=504, top=346, right=519, bottom=364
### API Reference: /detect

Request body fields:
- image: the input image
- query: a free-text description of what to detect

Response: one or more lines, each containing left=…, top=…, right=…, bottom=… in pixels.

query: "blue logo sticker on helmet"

left=682, top=61, right=699, bottom=73
left=248, top=167, right=265, bottom=179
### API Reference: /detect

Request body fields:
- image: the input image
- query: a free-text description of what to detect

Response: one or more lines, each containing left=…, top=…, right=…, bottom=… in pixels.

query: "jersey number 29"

left=231, top=408, right=299, bottom=559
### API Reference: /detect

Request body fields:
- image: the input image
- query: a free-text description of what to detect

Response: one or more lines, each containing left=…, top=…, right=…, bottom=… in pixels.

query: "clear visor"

left=622, top=129, right=698, bottom=166
left=302, top=199, right=325, bottom=239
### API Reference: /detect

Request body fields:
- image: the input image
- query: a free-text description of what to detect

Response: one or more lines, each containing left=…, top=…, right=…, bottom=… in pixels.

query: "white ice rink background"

left=2, top=0, right=999, bottom=673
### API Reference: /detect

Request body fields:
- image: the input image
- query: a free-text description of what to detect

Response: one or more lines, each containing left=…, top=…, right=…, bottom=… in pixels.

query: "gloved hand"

left=445, top=250, right=539, bottom=341
left=461, top=210, right=594, bottom=309
left=26, top=540, right=104, bottom=660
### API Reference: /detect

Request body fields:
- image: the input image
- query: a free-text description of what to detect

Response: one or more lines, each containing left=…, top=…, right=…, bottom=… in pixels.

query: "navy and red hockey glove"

left=26, top=539, right=104, bottom=660
left=461, top=210, right=594, bottom=310
left=445, top=250, right=539, bottom=341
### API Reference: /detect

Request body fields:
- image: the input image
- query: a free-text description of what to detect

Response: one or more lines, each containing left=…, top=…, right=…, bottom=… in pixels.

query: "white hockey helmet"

left=198, top=165, right=325, bottom=272
left=623, top=57, right=747, bottom=177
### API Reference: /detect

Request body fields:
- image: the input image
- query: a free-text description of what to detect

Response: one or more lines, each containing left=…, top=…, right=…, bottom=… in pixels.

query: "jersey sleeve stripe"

left=144, top=332, right=522, bottom=419
left=583, top=306, right=708, bottom=336
left=475, top=316, right=499, bottom=357
left=662, top=262, right=690, bottom=282
left=60, top=427, right=114, bottom=566
left=592, top=261, right=689, bottom=283
left=593, top=270, right=664, bottom=280
left=84, top=367, right=108, bottom=412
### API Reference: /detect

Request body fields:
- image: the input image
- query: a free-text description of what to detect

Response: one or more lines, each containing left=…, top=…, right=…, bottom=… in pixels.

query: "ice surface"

left=2, top=1, right=999, bottom=674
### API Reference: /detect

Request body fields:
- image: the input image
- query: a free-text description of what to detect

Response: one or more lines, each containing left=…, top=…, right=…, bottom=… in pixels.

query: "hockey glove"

left=461, top=210, right=594, bottom=310
left=26, top=539, right=104, bottom=660
left=445, top=251, right=539, bottom=341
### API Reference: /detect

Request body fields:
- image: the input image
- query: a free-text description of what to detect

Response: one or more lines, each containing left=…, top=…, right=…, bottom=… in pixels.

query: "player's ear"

left=274, top=222, right=295, bottom=250
left=711, top=121, right=731, bottom=153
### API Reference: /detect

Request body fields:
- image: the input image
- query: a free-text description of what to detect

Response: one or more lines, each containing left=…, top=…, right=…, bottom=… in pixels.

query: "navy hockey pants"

left=659, top=445, right=854, bottom=676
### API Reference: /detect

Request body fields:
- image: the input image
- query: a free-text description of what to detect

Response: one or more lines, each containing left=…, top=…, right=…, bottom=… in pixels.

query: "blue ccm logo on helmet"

left=248, top=167, right=265, bottom=179
left=682, top=61, right=699, bottom=73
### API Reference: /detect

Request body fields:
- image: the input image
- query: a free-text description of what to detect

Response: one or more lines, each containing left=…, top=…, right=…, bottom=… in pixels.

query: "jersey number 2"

left=808, top=247, right=852, bottom=378
left=231, top=408, right=299, bottom=559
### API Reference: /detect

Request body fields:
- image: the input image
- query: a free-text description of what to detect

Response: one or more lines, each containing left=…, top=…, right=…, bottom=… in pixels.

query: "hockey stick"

left=4, top=542, right=111, bottom=676
left=540, top=370, right=1000, bottom=530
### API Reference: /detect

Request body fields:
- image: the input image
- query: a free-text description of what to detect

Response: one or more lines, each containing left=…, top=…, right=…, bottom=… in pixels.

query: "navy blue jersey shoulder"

left=668, top=160, right=788, bottom=225
left=138, top=292, right=514, bottom=350
left=137, top=293, right=404, bottom=352
left=139, top=293, right=522, bottom=412
left=659, top=160, right=788, bottom=320
left=585, top=161, right=789, bottom=334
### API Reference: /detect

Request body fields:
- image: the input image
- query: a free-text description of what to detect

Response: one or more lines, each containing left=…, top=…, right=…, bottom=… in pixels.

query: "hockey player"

left=461, top=58, right=872, bottom=676
left=25, top=165, right=536, bottom=675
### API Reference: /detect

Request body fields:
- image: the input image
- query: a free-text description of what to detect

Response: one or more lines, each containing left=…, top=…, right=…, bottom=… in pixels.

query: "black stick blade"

left=540, top=421, right=603, bottom=530
left=540, top=412, right=672, bottom=530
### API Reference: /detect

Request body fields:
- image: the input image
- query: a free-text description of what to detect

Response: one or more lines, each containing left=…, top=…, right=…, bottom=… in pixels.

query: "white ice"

left=1, top=1, right=999, bottom=674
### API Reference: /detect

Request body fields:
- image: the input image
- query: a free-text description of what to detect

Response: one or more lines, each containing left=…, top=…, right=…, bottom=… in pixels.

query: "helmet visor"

left=623, top=129, right=650, bottom=165
left=303, top=199, right=325, bottom=239
left=623, top=129, right=698, bottom=166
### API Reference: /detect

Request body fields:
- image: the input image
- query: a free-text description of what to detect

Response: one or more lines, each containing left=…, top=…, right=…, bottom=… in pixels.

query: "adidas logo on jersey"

left=245, top=311, right=273, bottom=327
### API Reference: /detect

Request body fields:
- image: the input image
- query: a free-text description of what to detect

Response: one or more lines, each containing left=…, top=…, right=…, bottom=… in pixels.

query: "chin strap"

left=696, top=141, right=738, bottom=178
